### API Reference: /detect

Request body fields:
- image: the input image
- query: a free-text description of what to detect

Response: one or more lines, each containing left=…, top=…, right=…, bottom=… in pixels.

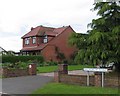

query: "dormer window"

left=43, top=35, right=48, bottom=43
left=32, top=37, right=36, bottom=44
left=25, top=38, right=30, bottom=45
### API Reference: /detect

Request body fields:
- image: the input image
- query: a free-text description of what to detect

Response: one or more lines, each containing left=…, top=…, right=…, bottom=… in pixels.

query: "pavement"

left=1, top=75, right=53, bottom=95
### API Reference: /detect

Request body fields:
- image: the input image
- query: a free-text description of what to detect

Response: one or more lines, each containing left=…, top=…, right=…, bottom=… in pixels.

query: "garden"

left=1, top=55, right=93, bottom=74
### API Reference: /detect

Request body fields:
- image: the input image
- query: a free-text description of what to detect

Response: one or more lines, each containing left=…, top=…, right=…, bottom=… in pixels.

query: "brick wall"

left=60, top=74, right=94, bottom=86
left=54, top=64, right=120, bottom=88
left=42, top=27, right=77, bottom=61
left=49, top=27, right=77, bottom=60
left=0, top=64, right=36, bottom=78
left=104, top=76, right=119, bottom=88
left=42, top=45, right=57, bottom=61
left=2, top=68, right=28, bottom=78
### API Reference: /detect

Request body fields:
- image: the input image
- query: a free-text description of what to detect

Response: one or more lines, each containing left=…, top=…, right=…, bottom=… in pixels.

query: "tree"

left=69, top=2, right=120, bottom=71
left=88, top=2, right=120, bottom=70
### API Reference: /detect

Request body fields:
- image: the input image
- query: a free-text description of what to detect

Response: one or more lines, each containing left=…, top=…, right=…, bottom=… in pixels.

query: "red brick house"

left=21, top=25, right=76, bottom=61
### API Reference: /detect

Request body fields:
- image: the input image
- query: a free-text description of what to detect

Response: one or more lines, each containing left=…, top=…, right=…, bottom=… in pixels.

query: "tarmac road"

left=1, top=70, right=94, bottom=95
left=1, top=75, right=53, bottom=95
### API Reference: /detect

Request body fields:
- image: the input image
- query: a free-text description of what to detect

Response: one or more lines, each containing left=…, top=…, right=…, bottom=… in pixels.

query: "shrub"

left=47, top=61, right=58, bottom=66
left=37, top=61, right=58, bottom=67
left=2, top=55, right=44, bottom=63
left=2, top=62, right=28, bottom=69
left=68, top=60, right=77, bottom=65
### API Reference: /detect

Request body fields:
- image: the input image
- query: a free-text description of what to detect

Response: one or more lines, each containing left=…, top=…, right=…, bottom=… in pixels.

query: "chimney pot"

left=31, top=27, right=34, bottom=30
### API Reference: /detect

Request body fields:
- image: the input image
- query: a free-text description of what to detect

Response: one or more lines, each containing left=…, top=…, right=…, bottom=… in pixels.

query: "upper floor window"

left=25, top=38, right=30, bottom=45
left=32, top=37, right=36, bottom=44
left=43, top=35, right=48, bottom=43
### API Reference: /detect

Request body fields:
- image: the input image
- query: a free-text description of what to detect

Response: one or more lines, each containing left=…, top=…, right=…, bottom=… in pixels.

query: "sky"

left=0, top=0, right=98, bottom=52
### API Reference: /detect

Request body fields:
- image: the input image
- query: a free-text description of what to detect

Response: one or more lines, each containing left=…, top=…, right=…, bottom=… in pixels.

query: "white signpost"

left=83, top=68, right=108, bottom=87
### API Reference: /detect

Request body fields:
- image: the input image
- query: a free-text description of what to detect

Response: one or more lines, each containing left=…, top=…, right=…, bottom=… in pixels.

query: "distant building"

left=0, top=47, right=8, bottom=55
left=21, top=25, right=77, bottom=62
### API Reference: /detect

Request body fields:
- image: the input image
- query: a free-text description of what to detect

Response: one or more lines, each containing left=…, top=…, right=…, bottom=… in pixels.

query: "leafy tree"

left=69, top=2, right=120, bottom=71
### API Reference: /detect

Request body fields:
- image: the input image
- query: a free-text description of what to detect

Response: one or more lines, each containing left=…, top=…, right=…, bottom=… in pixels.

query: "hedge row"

left=2, top=55, right=44, bottom=63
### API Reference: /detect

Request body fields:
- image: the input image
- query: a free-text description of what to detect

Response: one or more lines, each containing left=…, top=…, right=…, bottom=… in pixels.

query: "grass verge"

left=37, top=65, right=93, bottom=73
left=32, top=83, right=119, bottom=94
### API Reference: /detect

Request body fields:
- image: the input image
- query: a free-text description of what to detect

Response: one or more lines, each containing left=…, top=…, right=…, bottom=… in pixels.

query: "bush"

left=2, top=62, right=28, bottom=69
left=37, top=61, right=58, bottom=67
left=2, top=55, right=44, bottom=63
left=47, top=61, right=58, bottom=66
left=68, top=60, right=77, bottom=65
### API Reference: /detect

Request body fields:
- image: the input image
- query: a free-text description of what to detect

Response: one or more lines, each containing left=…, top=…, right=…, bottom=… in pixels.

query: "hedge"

left=2, top=55, right=44, bottom=63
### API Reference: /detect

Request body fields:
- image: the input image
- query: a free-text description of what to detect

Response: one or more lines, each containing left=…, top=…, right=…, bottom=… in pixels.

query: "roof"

left=21, top=44, right=47, bottom=51
left=0, top=47, right=7, bottom=52
left=22, top=26, right=54, bottom=38
left=53, top=26, right=68, bottom=35
left=21, top=25, right=71, bottom=51
left=21, top=26, right=69, bottom=38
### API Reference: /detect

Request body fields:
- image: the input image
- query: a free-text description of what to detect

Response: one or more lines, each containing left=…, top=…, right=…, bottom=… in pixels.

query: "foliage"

left=69, top=2, right=120, bottom=70
left=7, top=50, right=15, bottom=56
left=2, top=62, right=28, bottom=69
left=55, top=46, right=66, bottom=61
left=37, top=61, right=58, bottom=67
left=2, top=55, right=44, bottom=64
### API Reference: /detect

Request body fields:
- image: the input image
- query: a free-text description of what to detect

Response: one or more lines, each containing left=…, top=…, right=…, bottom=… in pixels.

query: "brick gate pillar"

left=28, top=64, right=36, bottom=75
left=54, top=71, right=61, bottom=83
left=58, top=64, right=68, bottom=74
left=94, top=72, right=102, bottom=87
left=54, top=64, right=68, bottom=82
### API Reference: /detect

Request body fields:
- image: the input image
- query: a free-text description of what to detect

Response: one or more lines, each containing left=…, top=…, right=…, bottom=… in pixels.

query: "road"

left=1, top=70, right=94, bottom=95
left=1, top=75, right=53, bottom=95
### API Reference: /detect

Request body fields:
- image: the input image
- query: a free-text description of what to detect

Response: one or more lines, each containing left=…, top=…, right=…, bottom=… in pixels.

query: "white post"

left=102, top=72, right=104, bottom=87
left=87, top=71, right=90, bottom=86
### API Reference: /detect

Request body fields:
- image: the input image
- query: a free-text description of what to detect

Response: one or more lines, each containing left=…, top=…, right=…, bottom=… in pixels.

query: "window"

left=32, top=37, right=36, bottom=44
left=43, top=35, right=48, bottom=43
left=25, top=38, right=30, bottom=45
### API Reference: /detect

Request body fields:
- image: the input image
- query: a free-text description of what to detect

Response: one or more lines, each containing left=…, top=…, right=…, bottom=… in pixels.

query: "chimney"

left=31, top=27, right=34, bottom=30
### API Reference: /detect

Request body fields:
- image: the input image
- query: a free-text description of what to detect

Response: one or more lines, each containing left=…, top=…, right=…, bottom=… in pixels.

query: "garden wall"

left=60, top=74, right=94, bottom=86
left=0, top=64, right=36, bottom=78
left=54, top=64, right=120, bottom=88
left=2, top=68, right=28, bottom=77
left=104, top=76, right=119, bottom=88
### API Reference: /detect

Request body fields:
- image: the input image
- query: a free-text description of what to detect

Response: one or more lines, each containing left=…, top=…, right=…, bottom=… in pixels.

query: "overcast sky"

left=0, top=0, right=98, bottom=52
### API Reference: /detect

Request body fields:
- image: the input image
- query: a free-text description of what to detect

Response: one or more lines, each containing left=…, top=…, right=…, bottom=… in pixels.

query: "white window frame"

left=32, top=37, right=36, bottom=44
left=43, top=35, right=48, bottom=43
left=25, top=38, right=30, bottom=45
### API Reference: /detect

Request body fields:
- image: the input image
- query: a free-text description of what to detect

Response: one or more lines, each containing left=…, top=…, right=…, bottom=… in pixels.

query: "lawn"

left=37, top=65, right=93, bottom=73
left=32, top=83, right=119, bottom=94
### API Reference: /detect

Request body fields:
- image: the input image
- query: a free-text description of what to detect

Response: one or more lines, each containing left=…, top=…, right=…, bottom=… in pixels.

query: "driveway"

left=1, top=75, right=53, bottom=95
left=39, top=70, right=94, bottom=77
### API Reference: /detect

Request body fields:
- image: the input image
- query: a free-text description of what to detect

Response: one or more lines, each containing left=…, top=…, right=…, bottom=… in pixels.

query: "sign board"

left=83, top=68, right=108, bottom=72
left=83, top=68, right=108, bottom=87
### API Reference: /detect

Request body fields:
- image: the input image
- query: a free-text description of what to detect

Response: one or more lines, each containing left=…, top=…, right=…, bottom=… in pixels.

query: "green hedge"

left=2, top=55, right=44, bottom=63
